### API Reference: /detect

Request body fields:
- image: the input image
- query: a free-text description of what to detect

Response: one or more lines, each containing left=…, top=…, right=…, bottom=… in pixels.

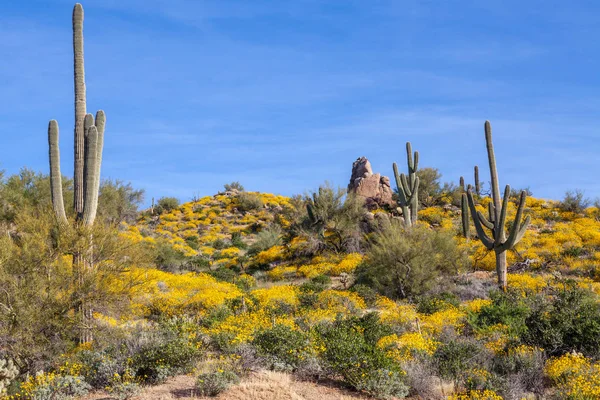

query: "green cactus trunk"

left=47, top=3, right=105, bottom=344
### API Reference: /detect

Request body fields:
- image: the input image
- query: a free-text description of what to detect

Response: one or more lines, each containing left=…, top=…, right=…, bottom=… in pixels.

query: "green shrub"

left=467, top=290, right=530, bottom=338
left=315, top=314, right=405, bottom=398
left=237, top=192, right=263, bottom=212
left=493, top=345, right=545, bottom=396
left=355, top=369, right=409, bottom=399
left=154, top=239, right=187, bottom=272
left=559, top=189, right=590, bottom=213
left=212, top=238, right=229, bottom=250
left=524, top=283, right=600, bottom=357
left=195, top=370, right=240, bottom=397
left=27, top=374, right=91, bottom=400
left=224, top=182, right=245, bottom=192
left=417, top=292, right=460, bottom=315
left=247, top=225, right=282, bottom=255
left=133, top=337, right=200, bottom=384
left=433, top=338, right=486, bottom=387
left=349, top=284, right=379, bottom=308
left=231, top=232, right=247, bottom=249
left=355, top=222, right=466, bottom=299
left=155, top=196, right=180, bottom=214
left=208, top=267, right=237, bottom=283
left=299, top=275, right=330, bottom=294
left=253, top=324, right=311, bottom=371
left=106, top=369, right=141, bottom=400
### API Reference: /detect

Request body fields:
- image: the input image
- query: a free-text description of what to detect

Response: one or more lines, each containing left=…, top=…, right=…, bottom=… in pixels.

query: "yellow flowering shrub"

left=378, top=332, right=438, bottom=362
left=449, top=389, right=503, bottom=399
left=120, top=268, right=242, bottom=317
left=267, top=265, right=298, bottom=281
left=252, top=285, right=299, bottom=309
left=316, top=290, right=366, bottom=313
left=420, top=307, right=466, bottom=334
left=255, top=245, right=286, bottom=265
left=203, top=310, right=296, bottom=344
left=330, top=253, right=363, bottom=275
left=464, top=299, right=492, bottom=313
left=376, top=297, right=418, bottom=326
left=507, top=273, right=547, bottom=295
left=545, top=353, right=600, bottom=399
left=298, top=262, right=335, bottom=278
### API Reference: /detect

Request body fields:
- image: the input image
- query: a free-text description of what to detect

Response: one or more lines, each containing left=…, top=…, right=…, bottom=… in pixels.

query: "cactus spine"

left=47, top=3, right=105, bottom=343
left=393, top=142, right=419, bottom=227
left=462, top=121, right=530, bottom=289
left=49, top=4, right=104, bottom=227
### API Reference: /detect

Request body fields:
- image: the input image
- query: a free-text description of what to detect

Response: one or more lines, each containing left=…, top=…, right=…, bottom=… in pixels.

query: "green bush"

left=417, top=293, right=460, bottom=315
left=467, top=290, right=530, bottom=338
left=155, top=196, right=180, bottom=214
left=247, top=225, right=282, bottom=256
left=492, top=345, right=545, bottom=396
left=355, top=222, right=466, bottom=299
left=195, top=370, right=240, bottom=397
left=208, top=267, right=237, bottom=283
left=433, top=338, right=486, bottom=387
left=559, top=189, right=590, bottom=214
left=349, top=284, right=379, bottom=308
left=253, top=324, right=311, bottom=371
left=231, top=232, right=247, bottom=249
left=315, top=314, right=405, bottom=398
left=27, top=374, right=91, bottom=400
left=236, top=192, right=263, bottom=212
left=223, top=181, right=245, bottom=192
left=133, top=337, right=200, bottom=384
left=523, top=283, right=600, bottom=357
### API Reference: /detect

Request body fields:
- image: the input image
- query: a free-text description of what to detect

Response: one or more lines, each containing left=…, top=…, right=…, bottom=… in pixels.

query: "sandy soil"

left=84, top=370, right=375, bottom=400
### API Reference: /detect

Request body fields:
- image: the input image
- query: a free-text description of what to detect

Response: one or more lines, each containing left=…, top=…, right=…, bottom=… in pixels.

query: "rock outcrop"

left=348, top=157, right=394, bottom=208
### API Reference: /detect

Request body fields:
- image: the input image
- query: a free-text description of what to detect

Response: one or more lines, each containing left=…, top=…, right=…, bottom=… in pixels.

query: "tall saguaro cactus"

left=393, top=142, right=419, bottom=227
left=462, top=121, right=530, bottom=289
left=47, top=3, right=105, bottom=343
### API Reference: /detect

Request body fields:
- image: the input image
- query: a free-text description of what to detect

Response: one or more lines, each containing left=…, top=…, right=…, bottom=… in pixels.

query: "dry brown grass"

left=84, top=370, right=373, bottom=400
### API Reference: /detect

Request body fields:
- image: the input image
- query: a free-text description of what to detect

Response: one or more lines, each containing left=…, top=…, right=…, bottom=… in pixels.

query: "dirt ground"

left=85, top=370, right=375, bottom=400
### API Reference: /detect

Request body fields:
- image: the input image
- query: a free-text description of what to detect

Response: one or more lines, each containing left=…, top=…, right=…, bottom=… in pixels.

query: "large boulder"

left=348, top=157, right=395, bottom=208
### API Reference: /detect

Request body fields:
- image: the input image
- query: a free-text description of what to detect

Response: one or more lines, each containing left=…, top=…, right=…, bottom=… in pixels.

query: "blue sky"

left=1, top=0, right=599, bottom=204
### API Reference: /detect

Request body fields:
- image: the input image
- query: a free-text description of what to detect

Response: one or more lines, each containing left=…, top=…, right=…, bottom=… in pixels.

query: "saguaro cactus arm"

left=498, top=190, right=531, bottom=252
left=48, top=120, right=68, bottom=224
left=494, top=185, right=511, bottom=246
left=466, top=190, right=495, bottom=250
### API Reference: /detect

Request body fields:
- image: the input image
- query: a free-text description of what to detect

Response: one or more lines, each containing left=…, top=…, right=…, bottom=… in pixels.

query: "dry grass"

left=84, top=370, right=372, bottom=400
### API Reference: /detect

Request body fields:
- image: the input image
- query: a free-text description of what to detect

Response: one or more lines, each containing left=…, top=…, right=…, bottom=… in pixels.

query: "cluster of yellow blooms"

left=448, top=389, right=503, bottom=400
left=378, top=332, right=439, bottom=362
left=545, top=353, right=600, bottom=399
